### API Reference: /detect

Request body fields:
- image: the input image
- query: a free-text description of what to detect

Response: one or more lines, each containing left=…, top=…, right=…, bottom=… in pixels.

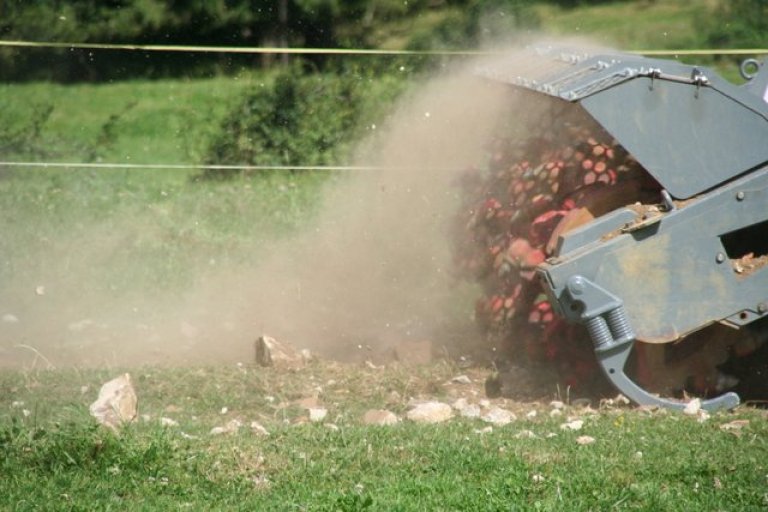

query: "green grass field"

left=2, top=0, right=768, bottom=509
left=2, top=363, right=767, bottom=511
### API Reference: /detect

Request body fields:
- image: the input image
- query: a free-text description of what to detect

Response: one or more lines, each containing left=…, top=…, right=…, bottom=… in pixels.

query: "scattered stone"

left=560, top=419, right=584, bottom=431
left=474, top=426, right=493, bottom=435
left=35, top=285, right=45, bottom=296
left=160, top=417, right=179, bottom=427
left=451, top=375, right=472, bottom=385
left=406, top=401, right=453, bottom=424
left=255, top=335, right=305, bottom=368
left=576, top=435, right=596, bottom=445
left=210, top=419, right=243, bottom=436
left=80, top=386, right=89, bottom=395
left=11, top=401, right=24, bottom=408
left=549, top=409, right=563, bottom=418
left=479, top=399, right=491, bottom=408
left=531, top=474, right=545, bottom=484
left=634, top=451, right=643, bottom=459
left=526, top=410, right=537, bottom=419
left=220, top=407, right=229, bottom=415
left=720, top=419, right=749, bottom=434
left=309, top=408, right=328, bottom=423
left=452, top=398, right=469, bottom=410
left=2, top=313, right=19, bottom=323
left=324, top=423, right=340, bottom=432
left=250, top=421, right=269, bottom=436
left=393, top=339, right=433, bottom=366
left=550, top=400, right=565, bottom=410
left=362, top=409, right=399, bottom=426
left=515, top=429, right=537, bottom=439
left=481, top=407, right=516, bottom=426
left=571, top=398, right=592, bottom=408
left=683, top=398, right=702, bottom=416
left=89, top=373, right=138, bottom=431
left=460, top=404, right=482, bottom=419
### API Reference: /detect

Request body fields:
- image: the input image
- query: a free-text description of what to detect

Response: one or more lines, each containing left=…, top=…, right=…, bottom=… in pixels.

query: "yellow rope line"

left=0, top=39, right=766, bottom=56
left=0, top=40, right=486, bottom=56
left=0, top=161, right=382, bottom=171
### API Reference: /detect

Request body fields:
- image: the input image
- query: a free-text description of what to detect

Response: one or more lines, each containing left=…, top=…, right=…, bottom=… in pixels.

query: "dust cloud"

left=0, top=47, right=566, bottom=368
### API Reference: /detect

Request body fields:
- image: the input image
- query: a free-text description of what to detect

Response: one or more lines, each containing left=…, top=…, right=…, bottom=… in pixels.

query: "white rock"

left=324, top=423, right=340, bottom=432
left=255, top=335, right=304, bottom=368
left=683, top=398, right=702, bottom=416
left=451, top=375, right=472, bottom=385
left=362, top=409, right=399, bottom=426
left=531, top=474, right=545, bottom=483
left=406, top=401, right=453, bottom=424
left=160, top=417, right=179, bottom=427
left=89, top=373, right=138, bottom=431
left=210, top=419, right=243, bottom=436
left=526, top=410, right=537, bottom=419
left=309, top=408, right=328, bottom=423
left=515, top=429, right=537, bottom=439
left=11, top=401, right=24, bottom=408
left=560, top=419, right=584, bottom=431
left=2, top=313, right=19, bottom=323
left=550, top=400, right=565, bottom=410
left=460, top=404, right=482, bottom=419
left=452, top=398, right=469, bottom=411
left=481, top=407, right=516, bottom=426
left=549, top=409, right=563, bottom=418
left=576, top=435, right=596, bottom=445
left=250, top=421, right=269, bottom=436
left=474, top=426, right=493, bottom=435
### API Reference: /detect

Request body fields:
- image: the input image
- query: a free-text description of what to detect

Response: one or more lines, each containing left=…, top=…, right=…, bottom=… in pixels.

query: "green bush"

left=701, top=0, right=768, bottom=49
left=200, top=67, right=407, bottom=179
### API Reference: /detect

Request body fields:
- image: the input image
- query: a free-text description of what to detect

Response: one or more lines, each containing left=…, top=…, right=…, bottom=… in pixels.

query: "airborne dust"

left=0, top=48, right=567, bottom=369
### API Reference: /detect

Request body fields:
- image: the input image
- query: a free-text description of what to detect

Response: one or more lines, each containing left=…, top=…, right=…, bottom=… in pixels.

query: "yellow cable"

left=0, top=39, right=766, bottom=56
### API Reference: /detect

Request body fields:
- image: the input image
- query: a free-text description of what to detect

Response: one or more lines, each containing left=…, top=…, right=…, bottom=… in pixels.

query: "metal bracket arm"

left=564, top=276, right=740, bottom=412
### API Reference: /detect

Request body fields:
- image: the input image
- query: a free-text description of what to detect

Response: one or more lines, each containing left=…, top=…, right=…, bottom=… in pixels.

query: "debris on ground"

left=254, top=335, right=308, bottom=368
left=89, top=373, right=138, bottom=431
left=406, top=401, right=453, bottom=424
left=362, top=409, right=399, bottom=426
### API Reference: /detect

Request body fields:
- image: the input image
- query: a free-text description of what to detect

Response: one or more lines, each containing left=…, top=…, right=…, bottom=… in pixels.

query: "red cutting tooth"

left=524, top=249, right=546, bottom=267
left=594, top=161, right=606, bottom=173
left=583, top=172, right=596, bottom=185
left=508, top=238, right=532, bottom=259
left=582, top=159, right=594, bottom=170
left=592, top=145, right=605, bottom=157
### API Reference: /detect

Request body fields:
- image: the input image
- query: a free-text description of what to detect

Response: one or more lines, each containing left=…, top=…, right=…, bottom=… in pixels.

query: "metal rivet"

left=716, top=253, right=726, bottom=263
left=736, top=191, right=745, bottom=201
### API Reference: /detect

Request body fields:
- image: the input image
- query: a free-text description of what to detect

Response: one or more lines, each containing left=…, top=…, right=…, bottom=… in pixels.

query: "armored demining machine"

left=466, top=48, right=768, bottom=411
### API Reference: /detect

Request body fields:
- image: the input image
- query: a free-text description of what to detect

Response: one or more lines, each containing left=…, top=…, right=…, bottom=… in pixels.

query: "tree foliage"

left=200, top=66, right=407, bottom=178
left=701, top=0, right=768, bottom=49
left=0, top=0, right=542, bottom=81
